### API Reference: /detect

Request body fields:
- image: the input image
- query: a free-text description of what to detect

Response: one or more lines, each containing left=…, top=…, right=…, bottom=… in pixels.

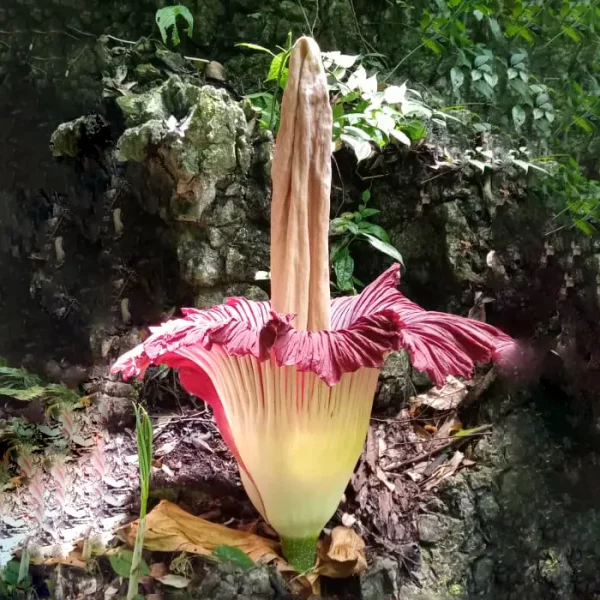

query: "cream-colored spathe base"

left=211, top=350, right=379, bottom=540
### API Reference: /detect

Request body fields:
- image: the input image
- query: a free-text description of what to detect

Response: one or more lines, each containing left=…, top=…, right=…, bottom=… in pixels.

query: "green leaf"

left=488, top=17, right=503, bottom=39
left=362, top=189, right=371, bottom=203
left=422, top=37, right=443, bottom=55
left=564, top=27, right=582, bottom=42
left=574, top=116, right=594, bottom=133
left=471, top=69, right=483, bottom=81
left=473, top=9, right=484, bottom=21
left=3, top=561, right=22, bottom=587
left=360, top=208, right=380, bottom=218
left=507, top=68, right=518, bottom=79
left=155, top=5, right=194, bottom=47
left=519, top=70, right=529, bottom=82
left=533, top=108, right=544, bottom=120
left=473, top=80, right=494, bottom=100
left=510, top=53, right=527, bottom=66
left=235, top=42, right=275, bottom=56
left=330, top=217, right=350, bottom=235
left=358, top=222, right=390, bottom=242
left=483, top=73, right=498, bottom=88
left=450, top=67, right=464, bottom=90
left=340, top=134, right=373, bottom=162
left=545, top=111, right=555, bottom=123
left=109, top=549, right=149, bottom=579
left=512, top=105, right=526, bottom=129
left=361, top=234, right=404, bottom=266
left=333, top=247, right=355, bottom=291
left=347, top=221, right=359, bottom=234
left=266, top=53, right=288, bottom=88
left=213, top=545, right=254, bottom=570
left=518, top=27, right=534, bottom=43
left=474, top=54, right=491, bottom=67
left=0, top=386, right=45, bottom=401
left=389, top=128, right=411, bottom=146
left=399, top=120, right=427, bottom=141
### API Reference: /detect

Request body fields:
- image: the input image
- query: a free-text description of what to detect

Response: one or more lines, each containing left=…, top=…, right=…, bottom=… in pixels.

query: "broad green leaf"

left=563, top=27, right=582, bottom=42
left=330, top=217, right=350, bottom=234
left=358, top=222, right=391, bottom=242
left=533, top=108, right=544, bottom=120
left=0, top=386, right=45, bottom=401
left=473, top=80, right=494, bottom=100
left=155, top=6, right=194, bottom=47
left=474, top=54, right=491, bottom=67
left=450, top=67, right=464, bottom=90
left=519, top=70, right=529, bottom=82
left=422, top=37, right=443, bottom=55
left=3, top=561, right=23, bottom=587
left=574, top=219, right=595, bottom=235
left=347, top=221, right=359, bottom=234
left=333, top=248, right=355, bottom=291
left=483, top=73, right=498, bottom=88
left=471, top=69, right=483, bottom=81
left=213, top=545, right=254, bottom=570
left=322, top=51, right=359, bottom=69
left=469, top=159, right=489, bottom=172
left=390, top=128, right=411, bottom=147
left=360, top=208, right=380, bottom=218
left=488, top=17, right=502, bottom=39
left=574, top=116, right=594, bottom=133
left=510, top=53, right=527, bottom=66
left=361, top=234, right=404, bottom=266
left=344, top=125, right=371, bottom=142
left=399, top=120, right=427, bottom=141
left=383, top=83, right=407, bottom=104
left=340, top=134, right=373, bottom=162
left=518, top=27, right=534, bottom=43
left=507, top=68, right=518, bottom=79
left=236, top=43, right=275, bottom=56
left=109, top=549, right=149, bottom=579
left=512, top=105, right=526, bottom=129
left=362, top=189, right=371, bottom=203
left=266, top=53, right=288, bottom=85
left=473, top=9, right=484, bottom=21
left=545, top=111, right=555, bottom=123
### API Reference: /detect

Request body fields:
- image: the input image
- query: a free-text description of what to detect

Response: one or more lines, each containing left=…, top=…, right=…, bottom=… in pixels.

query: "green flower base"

left=281, top=536, right=318, bottom=572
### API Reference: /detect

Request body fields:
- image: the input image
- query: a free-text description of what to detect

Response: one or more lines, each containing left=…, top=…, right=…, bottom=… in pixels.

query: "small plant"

left=330, top=190, right=403, bottom=293
left=155, top=5, right=194, bottom=47
left=324, top=52, right=445, bottom=162
left=0, top=549, right=32, bottom=599
left=237, top=32, right=294, bottom=131
left=126, top=403, right=153, bottom=600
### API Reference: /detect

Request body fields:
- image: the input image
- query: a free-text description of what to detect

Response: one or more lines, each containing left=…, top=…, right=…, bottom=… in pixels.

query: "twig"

left=385, top=424, right=493, bottom=474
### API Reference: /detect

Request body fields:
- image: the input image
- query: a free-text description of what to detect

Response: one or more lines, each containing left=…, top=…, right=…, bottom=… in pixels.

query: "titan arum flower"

left=112, top=37, right=514, bottom=571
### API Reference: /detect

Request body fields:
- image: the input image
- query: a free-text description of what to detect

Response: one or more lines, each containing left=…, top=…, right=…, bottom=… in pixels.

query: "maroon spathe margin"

left=112, top=264, right=514, bottom=388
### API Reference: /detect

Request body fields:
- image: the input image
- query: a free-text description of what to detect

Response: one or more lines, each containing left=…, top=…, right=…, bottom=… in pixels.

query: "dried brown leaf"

left=315, top=526, right=367, bottom=578
left=413, top=376, right=467, bottom=411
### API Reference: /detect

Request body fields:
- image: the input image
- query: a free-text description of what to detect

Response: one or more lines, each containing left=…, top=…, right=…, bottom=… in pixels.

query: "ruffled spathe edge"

left=111, top=264, right=514, bottom=387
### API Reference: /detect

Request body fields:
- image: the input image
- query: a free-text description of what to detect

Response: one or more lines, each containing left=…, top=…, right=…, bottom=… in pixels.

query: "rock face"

left=1, top=37, right=272, bottom=370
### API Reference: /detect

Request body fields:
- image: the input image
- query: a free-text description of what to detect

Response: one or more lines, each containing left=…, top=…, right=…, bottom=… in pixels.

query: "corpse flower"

left=112, top=37, right=514, bottom=571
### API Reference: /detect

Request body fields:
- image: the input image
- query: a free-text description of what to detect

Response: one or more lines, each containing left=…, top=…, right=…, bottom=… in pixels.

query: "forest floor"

left=0, top=364, right=494, bottom=599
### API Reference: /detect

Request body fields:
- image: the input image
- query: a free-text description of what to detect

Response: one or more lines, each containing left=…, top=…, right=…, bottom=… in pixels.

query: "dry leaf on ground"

left=119, top=500, right=279, bottom=562
left=422, top=451, right=464, bottom=491
left=316, top=526, right=367, bottom=578
left=413, top=376, right=467, bottom=411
